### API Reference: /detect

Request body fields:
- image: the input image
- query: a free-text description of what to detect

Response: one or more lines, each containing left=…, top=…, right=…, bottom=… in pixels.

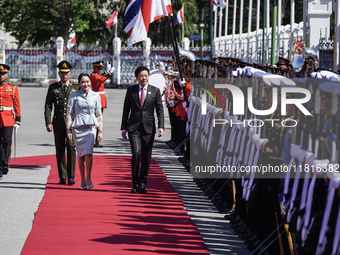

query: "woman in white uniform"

left=66, top=73, right=103, bottom=190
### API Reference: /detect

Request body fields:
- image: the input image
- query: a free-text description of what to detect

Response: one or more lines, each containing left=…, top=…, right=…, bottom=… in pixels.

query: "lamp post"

left=200, top=23, right=204, bottom=59
left=262, top=0, right=266, bottom=64
left=271, top=0, right=277, bottom=65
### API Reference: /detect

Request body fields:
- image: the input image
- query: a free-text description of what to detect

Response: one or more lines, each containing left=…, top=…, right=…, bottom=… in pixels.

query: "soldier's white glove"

left=179, top=78, right=186, bottom=87
left=311, top=159, right=330, bottom=176
left=106, top=62, right=112, bottom=72
left=248, top=127, right=256, bottom=139
left=14, top=124, right=20, bottom=134
left=168, top=100, right=175, bottom=107
left=252, top=134, right=267, bottom=150
left=305, top=152, right=315, bottom=167
left=109, top=66, right=115, bottom=73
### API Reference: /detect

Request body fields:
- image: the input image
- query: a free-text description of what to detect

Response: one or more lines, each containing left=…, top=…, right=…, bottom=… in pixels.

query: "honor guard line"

left=200, top=83, right=312, bottom=116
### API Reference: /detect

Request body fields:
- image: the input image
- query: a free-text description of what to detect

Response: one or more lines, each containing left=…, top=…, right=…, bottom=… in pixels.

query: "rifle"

left=295, top=83, right=315, bottom=232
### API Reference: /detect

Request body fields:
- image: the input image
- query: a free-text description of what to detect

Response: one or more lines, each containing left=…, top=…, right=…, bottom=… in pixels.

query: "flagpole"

left=161, top=0, right=189, bottom=106
left=214, top=6, right=217, bottom=40
left=115, top=7, right=119, bottom=38
left=219, top=6, right=222, bottom=38
left=168, top=14, right=183, bottom=80
left=181, top=5, right=184, bottom=41
left=161, top=0, right=183, bottom=80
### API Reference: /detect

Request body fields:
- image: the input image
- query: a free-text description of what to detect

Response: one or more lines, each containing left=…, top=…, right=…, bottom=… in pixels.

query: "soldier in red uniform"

left=90, top=61, right=114, bottom=147
left=0, top=64, right=21, bottom=177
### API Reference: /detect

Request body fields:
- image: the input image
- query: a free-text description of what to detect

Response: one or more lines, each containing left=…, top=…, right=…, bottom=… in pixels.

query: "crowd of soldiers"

left=163, top=53, right=340, bottom=255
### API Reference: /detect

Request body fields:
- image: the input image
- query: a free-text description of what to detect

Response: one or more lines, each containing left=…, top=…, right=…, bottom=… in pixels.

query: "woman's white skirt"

left=72, top=125, right=96, bottom=157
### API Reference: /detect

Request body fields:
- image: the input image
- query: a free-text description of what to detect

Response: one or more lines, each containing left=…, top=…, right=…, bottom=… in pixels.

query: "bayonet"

left=314, top=88, right=325, bottom=160
left=332, top=88, right=338, bottom=133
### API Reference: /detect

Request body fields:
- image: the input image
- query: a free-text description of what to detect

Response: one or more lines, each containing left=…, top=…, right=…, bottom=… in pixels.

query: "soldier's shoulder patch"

left=70, top=89, right=77, bottom=93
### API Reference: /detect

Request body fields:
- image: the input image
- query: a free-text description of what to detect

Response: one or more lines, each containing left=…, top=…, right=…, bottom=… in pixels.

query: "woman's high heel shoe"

left=81, top=186, right=87, bottom=190
left=87, top=185, right=93, bottom=189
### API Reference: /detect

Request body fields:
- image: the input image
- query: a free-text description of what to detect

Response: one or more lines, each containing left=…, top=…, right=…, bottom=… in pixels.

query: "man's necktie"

left=141, top=87, right=146, bottom=107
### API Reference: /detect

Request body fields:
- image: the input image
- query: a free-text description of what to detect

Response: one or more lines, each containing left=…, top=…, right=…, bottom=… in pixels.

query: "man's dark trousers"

left=128, top=124, right=154, bottom=188
left=0, top=126, right=13, bottom=168
left=53, top=127, right=76, bottom=181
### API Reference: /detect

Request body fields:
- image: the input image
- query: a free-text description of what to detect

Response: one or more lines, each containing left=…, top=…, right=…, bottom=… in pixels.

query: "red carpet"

left=13, top=155, right=209, bottom=255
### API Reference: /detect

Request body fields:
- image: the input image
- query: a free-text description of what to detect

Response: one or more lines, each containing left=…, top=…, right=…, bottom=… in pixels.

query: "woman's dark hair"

left=78, top=73, right=90, bottom=83
left=135, top=66, right=149, bottom=78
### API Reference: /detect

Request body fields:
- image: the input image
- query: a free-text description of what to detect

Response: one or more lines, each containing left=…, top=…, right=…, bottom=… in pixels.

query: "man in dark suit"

left=121, top=66, right=164, bottom=194
left=44, top=61, right=79, bottom=185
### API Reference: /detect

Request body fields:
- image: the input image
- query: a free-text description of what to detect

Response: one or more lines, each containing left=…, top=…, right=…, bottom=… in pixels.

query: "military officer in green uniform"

left=44, top=61, right=79, bottom=185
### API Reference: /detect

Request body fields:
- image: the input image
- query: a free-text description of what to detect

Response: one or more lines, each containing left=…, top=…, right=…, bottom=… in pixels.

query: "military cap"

left=202, top=60, right=217, bottom=66
left=252, top=63, right=265, bottom=71
left=0, top=64, right=10, bottom=73
left=265, top=65, right=276, bottom=73
left=216, top=57, right=230, bottom=66
left=238, top=61, right=249, bottom=68
left=92, top=61, right=104, bottom=69
left=276, top=57, right=290, bottom=69
left=228, top=57, right=241, bottom=63
left=227, top=58, right=240, bottom=67
left=217, top=57, right=230, bottom=63
left=289, top=71, right=306, bottom=79
left=217, top=65, right=227, bottom=77
left=319, top=81, right=340, bottom=98
left=57, top=61, right=72, bottom=73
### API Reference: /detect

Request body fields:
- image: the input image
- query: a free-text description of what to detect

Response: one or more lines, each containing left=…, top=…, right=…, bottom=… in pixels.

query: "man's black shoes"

left=131, top=184, right=138, bottom=193
left=68, top=177, right=75, bottom=185
left=2, top=167, right=8, bottom=175
left=139, top=186, right=147, bottom=194
left=131, top=184, right=147, bottom=194
left=58, top=178, right=67, bottom=184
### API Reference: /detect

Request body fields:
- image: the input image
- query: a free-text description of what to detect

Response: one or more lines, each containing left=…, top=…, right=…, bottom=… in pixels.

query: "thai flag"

left=173, top=6, right=184, bottom=26
left=123, top=0, right=173, bottom=47
left=52, top=36, right=57, bottom=48
left=219, top=0, right=227, bottom=9
left=106, top=8, right=119, bottom=28
left=211, top=0, right=226, bottom=9
left=67, top=32, right=76, bottom=49
left=67, top=25, right=76, bottom=49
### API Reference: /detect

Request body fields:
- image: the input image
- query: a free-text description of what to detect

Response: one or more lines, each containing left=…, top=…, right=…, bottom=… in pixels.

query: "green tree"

left=0, top=0, right=118, bottom=49
left=0, top=0, right=205, bottom=48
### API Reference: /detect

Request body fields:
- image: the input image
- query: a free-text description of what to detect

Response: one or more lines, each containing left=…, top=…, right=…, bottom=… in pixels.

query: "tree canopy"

left=0, top=0, right=307, bottom=49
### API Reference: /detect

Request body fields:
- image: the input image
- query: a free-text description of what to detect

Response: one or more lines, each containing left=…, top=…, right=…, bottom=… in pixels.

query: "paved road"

left=0, top=87, right=249, bottom=255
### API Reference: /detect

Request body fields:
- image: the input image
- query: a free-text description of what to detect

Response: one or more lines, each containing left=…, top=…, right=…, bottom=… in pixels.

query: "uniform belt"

left=0, top=106, right=13, bottom=111
left=97, top=91, right=105, bottom=94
